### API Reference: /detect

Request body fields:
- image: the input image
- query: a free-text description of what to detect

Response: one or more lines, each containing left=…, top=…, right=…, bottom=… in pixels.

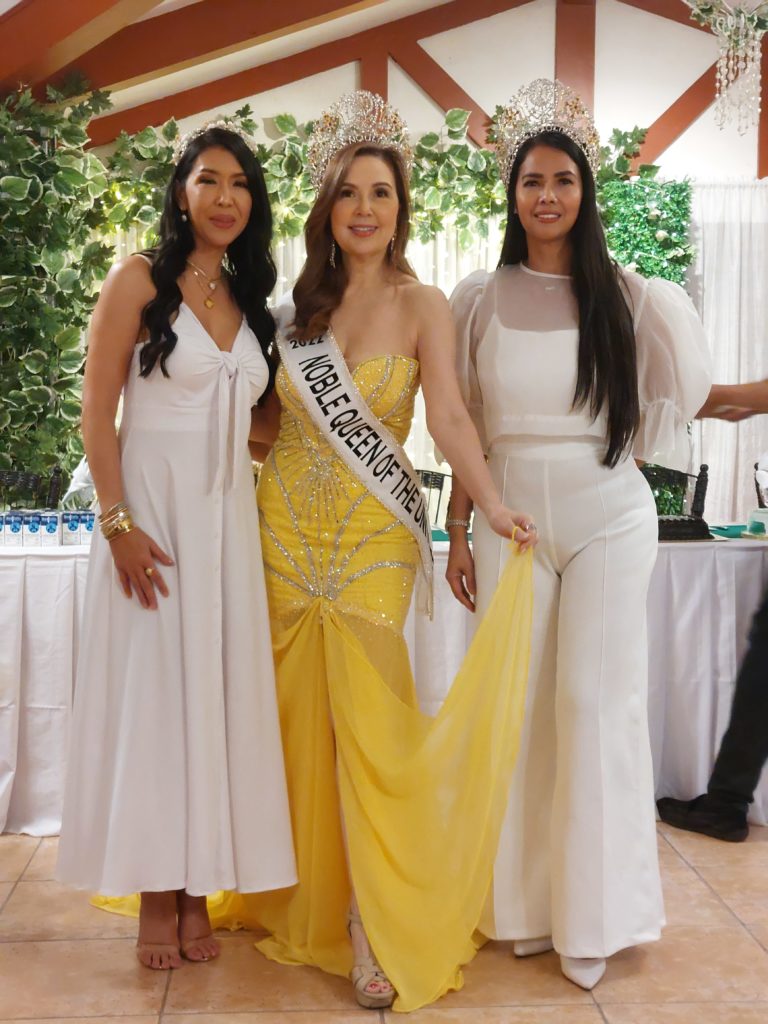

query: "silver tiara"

left=307, top=90, right=412, bottom=191
left=172, top=116, right=260, bottom=165
left=493, top=79, right=601, bottom=186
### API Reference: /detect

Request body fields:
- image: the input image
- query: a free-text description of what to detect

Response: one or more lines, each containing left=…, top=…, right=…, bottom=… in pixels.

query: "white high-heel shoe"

left=513, top=937, right=554, bottom=957
left=560, top=955, right=606, bottom=990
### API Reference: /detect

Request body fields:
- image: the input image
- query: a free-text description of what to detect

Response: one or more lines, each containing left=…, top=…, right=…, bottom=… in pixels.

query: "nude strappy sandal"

left=348, top=910, right=395, bottom=1009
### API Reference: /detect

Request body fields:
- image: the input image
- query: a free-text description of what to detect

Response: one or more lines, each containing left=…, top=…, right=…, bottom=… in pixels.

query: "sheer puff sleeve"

left=449, top=270, right=491, bottom=453
left=624, top=272, right=712, bottom=472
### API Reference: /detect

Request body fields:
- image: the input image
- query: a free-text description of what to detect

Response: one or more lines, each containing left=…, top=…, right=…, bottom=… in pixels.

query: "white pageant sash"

left=278, top=327, right=434, bottom=616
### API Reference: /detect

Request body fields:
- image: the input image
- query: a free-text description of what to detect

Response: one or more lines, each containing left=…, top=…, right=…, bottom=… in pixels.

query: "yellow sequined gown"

left=222, top=354, right=534, bottom=1012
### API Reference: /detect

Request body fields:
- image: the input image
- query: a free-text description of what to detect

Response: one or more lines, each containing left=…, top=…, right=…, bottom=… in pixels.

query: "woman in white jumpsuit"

left=446, top=81, right=711, bottom=990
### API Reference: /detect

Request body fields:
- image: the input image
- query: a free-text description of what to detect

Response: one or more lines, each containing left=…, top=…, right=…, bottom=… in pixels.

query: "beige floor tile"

left=164, top=934, right=355, bottom=1013
left=0, top=881, right=14, bottom=912
left=384, top=1007, right=604, bottom=1023
left=661, top=864, right=740, bottom=928
left=21, top=837, right=58, bottom=881
left=0, top=880, right=138, bottom=940
left=428, top=942, right=591, bottom=1008
left=0, top=837, right=38, bottom=883
left=0, top=939, right=166, bottom=1017
left=656, top=839, right=691, bottom=878
left=659, top=824, right=768, bottom=868
left=695, top=861, right=768, bottom=927
left=0, top=1018, right=157, bottom=1024
left=167, top=1014, right=373, bottom=1023
left=602, top=1005, right=768, bottom=1023
left=747, top=924, right=768, bottom=951
left=595, top=926, right=768, bottom=1005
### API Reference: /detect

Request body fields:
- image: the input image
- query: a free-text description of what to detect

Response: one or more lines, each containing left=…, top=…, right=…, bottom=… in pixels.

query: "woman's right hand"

left=108, top=526, right=174, bottom=609
left=446, top=534, right=477, bottom=612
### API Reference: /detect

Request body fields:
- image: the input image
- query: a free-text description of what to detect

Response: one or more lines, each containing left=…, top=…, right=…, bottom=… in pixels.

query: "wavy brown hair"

left=292, top=142, right=415, bottom=340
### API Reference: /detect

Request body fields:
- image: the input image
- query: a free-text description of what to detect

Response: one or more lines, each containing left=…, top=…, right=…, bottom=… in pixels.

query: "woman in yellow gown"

left=242, top=92, right=537, bottom=1013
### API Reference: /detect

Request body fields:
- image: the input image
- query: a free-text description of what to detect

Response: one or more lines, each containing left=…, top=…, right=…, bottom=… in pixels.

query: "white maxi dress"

left=451, top=264, right=712, bottom=958
left=57, top=304, right=297, bottom=897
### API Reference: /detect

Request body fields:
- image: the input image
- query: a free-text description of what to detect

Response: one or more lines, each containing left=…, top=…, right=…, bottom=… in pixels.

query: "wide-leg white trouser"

left=473, top=437, right=664, bottom=958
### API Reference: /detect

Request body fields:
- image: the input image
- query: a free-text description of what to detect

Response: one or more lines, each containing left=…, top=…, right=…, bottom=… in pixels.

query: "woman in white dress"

left=446, top=80, right=711, bottom=990
left=56, top=122, right=296, bottom=969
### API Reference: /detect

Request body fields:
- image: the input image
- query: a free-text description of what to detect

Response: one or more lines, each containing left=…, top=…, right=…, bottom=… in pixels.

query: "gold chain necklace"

left=187, top=259, right=223, bottom=309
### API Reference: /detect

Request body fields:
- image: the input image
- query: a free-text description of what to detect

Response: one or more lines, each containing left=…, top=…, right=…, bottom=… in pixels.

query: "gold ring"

left=144, top=567, right=155, bottom=577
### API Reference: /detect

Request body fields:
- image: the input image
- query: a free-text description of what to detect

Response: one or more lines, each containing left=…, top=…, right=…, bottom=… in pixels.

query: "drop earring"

left=180, top=211, right=188, bottom=222
left=388, top=227, right=397, bottom=260
left=329, top=240, right=336, bottom=269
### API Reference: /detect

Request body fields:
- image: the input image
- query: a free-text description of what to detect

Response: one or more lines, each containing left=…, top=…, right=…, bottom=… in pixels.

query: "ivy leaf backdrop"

left=0, top=91, right=693, bottom=483
left=0, top=82, right=113, bottom=475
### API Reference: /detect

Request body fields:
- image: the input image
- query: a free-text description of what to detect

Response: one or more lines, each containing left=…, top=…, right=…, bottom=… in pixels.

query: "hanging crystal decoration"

left=683, top=1, right=768, bottom=134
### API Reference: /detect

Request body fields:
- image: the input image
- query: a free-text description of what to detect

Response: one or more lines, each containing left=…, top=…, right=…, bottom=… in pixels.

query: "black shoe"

left=657, top=794, right=749, bottom=842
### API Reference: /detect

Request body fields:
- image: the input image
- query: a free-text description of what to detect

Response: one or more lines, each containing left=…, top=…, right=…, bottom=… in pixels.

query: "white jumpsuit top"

left=452, top=263, right=711, bottom=958
left=57, top=304, right=297, bottom=898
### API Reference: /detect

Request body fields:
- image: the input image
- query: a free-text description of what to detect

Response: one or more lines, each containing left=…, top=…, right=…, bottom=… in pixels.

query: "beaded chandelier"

left=683, top=1, right=768, bottom=134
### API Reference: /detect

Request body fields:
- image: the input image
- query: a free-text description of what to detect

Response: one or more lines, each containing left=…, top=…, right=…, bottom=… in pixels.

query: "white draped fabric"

left=4, top=540, right=768, bottom=835
left=690, top=182, right=768, bottom=523
left=0, top=548, right=89, bottom=835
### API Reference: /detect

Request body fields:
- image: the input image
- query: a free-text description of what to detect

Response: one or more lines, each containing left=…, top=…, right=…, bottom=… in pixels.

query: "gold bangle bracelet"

left=102, top=517, right=134, bottom=540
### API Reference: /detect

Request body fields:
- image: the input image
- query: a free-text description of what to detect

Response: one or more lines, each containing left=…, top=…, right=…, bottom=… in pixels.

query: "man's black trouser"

left=708, top=580, right=768, bottom=813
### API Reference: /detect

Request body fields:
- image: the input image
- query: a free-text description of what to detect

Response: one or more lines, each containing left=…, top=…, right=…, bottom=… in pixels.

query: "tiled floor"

left=2, top=827, right=768, bottom=1023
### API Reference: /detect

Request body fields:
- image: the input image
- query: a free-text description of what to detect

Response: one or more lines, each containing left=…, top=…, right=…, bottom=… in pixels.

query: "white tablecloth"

left=2, top=539, right=768, bottom=835
left=0, top=547, right=90, bottom=835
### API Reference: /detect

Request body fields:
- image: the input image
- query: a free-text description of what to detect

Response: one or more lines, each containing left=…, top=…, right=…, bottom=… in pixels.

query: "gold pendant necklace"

left=187, top=259, right=222, bottom=309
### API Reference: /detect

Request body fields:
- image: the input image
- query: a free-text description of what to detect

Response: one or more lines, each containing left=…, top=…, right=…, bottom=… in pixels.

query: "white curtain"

left=690, top=182, right=768, bottom=524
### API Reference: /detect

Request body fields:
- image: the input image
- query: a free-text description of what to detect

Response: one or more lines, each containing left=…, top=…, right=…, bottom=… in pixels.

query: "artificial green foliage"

left=0, top=81, right=113, bottom=476
left=640, top=464, right=691, bottom=516
left=601, top=179, right=693, bottom=285
left=103, top=106, right=317, bottom=246
left=410, top=108, right=506, bottom=246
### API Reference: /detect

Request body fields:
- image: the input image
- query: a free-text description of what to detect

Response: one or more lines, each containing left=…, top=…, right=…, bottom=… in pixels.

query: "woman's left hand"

left=485, top=505, right=539, bottom=551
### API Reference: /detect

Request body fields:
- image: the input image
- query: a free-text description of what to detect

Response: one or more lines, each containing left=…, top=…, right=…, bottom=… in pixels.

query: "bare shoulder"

left=399, top=279, right=450, bottom=320
left=100, top=253, right=156, bottom=308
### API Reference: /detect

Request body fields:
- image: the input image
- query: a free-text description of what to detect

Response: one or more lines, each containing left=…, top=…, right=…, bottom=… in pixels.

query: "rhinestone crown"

left=493, top=79, right=601, bottom=186
left=172, top=116, right=260, bottom=166
left=307, top=90, right=412, bottom=191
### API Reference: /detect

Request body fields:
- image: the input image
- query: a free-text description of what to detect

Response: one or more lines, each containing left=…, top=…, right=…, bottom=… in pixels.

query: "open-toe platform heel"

left=136, top=941, right=182, bottom=970
left=348, top=910, right=395, bottom=1009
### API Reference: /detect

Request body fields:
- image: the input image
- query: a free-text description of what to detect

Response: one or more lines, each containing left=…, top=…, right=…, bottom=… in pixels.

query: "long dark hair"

left=139, top=127, right=277, bottom=385
left=292, top=142, right=415, bottom=341
left=499, top=131, right=638, bottom=468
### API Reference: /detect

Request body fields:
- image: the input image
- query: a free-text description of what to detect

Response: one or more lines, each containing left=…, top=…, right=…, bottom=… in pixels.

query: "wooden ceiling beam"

left=88, top=0, right=532, bottom=144
left=389, top=40, right=490, bottom=147
left=54, top=0, right=388, bottom=93
left=555, top=0, right=596, bottom=110
left=635, top=63, right=717, bottom=166
left=0, top=0, right=162, bottom=90
left=88, top=35, right=356, bottom=145
left=358, top=40, right=388, bottom=99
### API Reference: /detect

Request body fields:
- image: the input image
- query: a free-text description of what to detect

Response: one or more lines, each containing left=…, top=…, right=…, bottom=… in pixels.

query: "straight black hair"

left=139, top=127, right=277, bottom=388
left=499, top=130, right=639, bottom=468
